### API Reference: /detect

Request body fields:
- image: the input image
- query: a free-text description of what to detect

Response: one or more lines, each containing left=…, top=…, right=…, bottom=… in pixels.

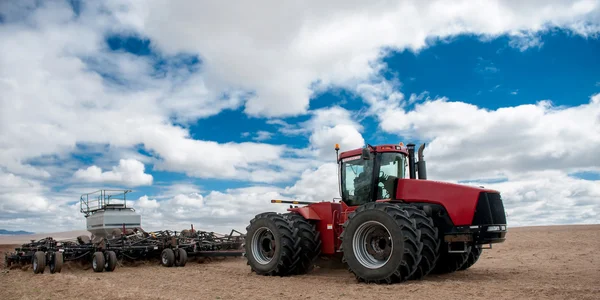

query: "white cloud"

left=112, top=0, right=600, bottom=117
left=135, top=195, right=160, bottom=209
left=376, top=93, right=600, bottom=181
left=463, top=171, right=600, bottom=226
left=252, top=131, right=273, bottom=141
left=74, top=159, right=153, bottom=187
left=284, top=163, right=341, bottom=202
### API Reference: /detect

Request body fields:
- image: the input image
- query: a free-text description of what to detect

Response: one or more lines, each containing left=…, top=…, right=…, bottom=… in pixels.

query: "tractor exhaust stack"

left=407, top=143, right=417, bottom=179
left=417, top=143, right=427, bottom=180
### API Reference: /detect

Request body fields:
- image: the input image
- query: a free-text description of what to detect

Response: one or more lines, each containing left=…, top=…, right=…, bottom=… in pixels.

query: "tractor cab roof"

left=338, top=144, right=409, bottom=162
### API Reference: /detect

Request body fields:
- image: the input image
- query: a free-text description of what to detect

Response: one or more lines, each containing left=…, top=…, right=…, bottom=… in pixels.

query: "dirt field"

left=1, top=225, right=599, bottom=300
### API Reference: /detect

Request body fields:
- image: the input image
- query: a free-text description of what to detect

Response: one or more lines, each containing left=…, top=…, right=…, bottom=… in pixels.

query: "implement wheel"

left=92, top=252, right=105, bottom=272
left=245, top=212, right=297, bottom=276
left=161, top=248, right=175, bottom=267
left=340, top=202, right=422, bottom=284
left=104, top=251, right=117, bottom=272
left=49, top=252, right=63, bottom=274
left=32, top=251, right=46, bottom=274
left=175, top=248, right=187, bottom=267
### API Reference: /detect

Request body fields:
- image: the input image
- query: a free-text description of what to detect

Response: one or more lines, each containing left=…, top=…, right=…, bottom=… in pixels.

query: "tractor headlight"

left=487, top=226, right=500, bottom=231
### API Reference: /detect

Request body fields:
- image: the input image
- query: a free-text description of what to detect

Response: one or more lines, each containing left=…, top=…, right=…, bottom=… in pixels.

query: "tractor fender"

left=287, top=206, right=322, bottom=220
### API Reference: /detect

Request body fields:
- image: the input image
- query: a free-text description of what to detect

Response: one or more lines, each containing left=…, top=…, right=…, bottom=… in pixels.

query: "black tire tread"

left=245, top=212, right=298, bottom=276
left=50, top=252, right=63, bottom=274
left=398, top=205, right=440, bottom=280
left=340, top=202, right=423, bottom=284
left=33, top=251, right=45, bottom=274
left=459, top=245, right=482, bottom=271
left=431, top=243, right=470, bottom=274
left=176, top=248, right=188, bottom=267
left=161, top=248, right=175, bottom=267
left=105, top=251, right=117, bottom=272
left=283, top=212, right=322, bottom=275
left=92, top=252, right=105, bottom=272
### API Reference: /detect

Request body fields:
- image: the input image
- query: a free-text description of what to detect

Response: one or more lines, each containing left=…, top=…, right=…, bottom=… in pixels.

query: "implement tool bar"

left=271, top=199, right=315, bottom=205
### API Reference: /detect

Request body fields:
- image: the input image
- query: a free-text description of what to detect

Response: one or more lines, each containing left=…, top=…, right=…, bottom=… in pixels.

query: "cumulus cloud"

left=463, top=171, right=600, bottom=226
left=376, top=93, right=600, bottom=181
left=74, top=159, right=153, bottom=186
left=112, top=0, right=600, bottom=117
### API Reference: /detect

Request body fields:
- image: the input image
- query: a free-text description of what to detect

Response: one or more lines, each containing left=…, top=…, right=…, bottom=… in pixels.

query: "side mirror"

left=361, top=146, right=371, bottom=160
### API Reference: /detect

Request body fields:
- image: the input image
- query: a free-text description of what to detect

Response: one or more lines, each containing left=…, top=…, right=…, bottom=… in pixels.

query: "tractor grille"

left=472, top=192, right=507, bottom=225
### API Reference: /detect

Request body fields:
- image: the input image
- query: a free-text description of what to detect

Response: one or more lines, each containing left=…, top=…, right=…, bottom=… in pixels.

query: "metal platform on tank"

left=80, top=189, right=142, bottom=238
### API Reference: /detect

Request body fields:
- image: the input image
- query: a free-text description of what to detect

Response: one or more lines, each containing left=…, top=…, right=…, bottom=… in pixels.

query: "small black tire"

left=104, top=251, right=117, bottom=272
left=32, top=251, right=46, bottom=274
left=340, top=202, right=423, bottom=284
left=92, top=252, right=105, bottom=272
left=459, top=245, right=482, bottom=271
left=283, top=212, right=322, bottom=275
left=175, top=248, right=187, bottom=267
left=161, top=248, right=175, bottom=267
left=49, top=252, right=63, bottom=274
left=245, top=212, right=298, bottom=276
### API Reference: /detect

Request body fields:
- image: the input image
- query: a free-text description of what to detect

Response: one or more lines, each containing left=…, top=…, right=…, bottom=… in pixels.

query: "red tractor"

left=244, top=143, right=507, bottom=283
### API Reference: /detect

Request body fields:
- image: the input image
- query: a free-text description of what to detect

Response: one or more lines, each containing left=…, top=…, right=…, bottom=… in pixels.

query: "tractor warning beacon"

left=244, top=142, right=507, bottom=283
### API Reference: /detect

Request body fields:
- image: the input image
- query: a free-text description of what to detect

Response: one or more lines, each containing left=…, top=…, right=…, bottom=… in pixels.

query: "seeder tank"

left=80, top=189, right=141, bottom=238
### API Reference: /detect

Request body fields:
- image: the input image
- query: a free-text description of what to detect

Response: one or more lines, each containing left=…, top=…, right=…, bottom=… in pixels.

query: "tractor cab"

left=337, top=143, right=424, bottom=207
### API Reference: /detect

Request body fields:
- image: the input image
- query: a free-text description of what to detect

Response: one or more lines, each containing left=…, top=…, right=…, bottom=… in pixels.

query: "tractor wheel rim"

left=162, top=252, right=168, bottom=265
left=33, top=258, right=37, bottom=270
left=251, top=227, right=275, bottom=265
left=352, top=220, right=393, bottom=269
left=92, top=257, right=97, bottom=269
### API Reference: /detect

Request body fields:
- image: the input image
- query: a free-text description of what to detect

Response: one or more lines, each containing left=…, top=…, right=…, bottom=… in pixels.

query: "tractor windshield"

left=340, top=152, right=406, bottom=206
left=377, top=152, right=406, bottom=199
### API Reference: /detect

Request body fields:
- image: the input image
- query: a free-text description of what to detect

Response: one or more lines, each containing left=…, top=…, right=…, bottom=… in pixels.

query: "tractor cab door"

left=340, top=156, right=375, bottom=207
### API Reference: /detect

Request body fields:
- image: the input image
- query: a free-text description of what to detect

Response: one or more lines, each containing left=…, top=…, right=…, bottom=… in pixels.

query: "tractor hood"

left=395, top=179, right=500, bottom=226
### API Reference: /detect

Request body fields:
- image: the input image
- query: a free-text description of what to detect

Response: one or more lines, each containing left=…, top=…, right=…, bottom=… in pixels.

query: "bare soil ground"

left=1, top=225, right=599, bottom=300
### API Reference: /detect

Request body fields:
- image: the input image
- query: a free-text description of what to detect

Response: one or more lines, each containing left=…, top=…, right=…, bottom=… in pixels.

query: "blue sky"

left=1, top=1, right=599, bottom=233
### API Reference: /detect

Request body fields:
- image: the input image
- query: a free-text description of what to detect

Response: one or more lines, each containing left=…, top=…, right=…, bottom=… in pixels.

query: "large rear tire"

left=245, top=212, right=297, bottom=276
left=398, top=205, right=440, bottom=280
left=459, top=245, right=482, bottom=271
left=340, top=202, right=422, bottom=284
left=283, top=212, right=322, bottom=275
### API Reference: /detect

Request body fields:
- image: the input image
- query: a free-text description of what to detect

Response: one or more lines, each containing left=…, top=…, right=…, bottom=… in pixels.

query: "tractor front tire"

left=245, top=212, right=297, bottom=276
left=398, top=205, right=440, bottom=280
left=459, top=245, right=482, bottom=271
left=340, top=202, right=422, bottom=284
left=283, top=212, right=322, bottom=275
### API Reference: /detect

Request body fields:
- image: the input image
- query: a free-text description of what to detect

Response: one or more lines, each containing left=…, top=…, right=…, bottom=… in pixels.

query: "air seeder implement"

left=244, top=143, right=507, bottom=283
